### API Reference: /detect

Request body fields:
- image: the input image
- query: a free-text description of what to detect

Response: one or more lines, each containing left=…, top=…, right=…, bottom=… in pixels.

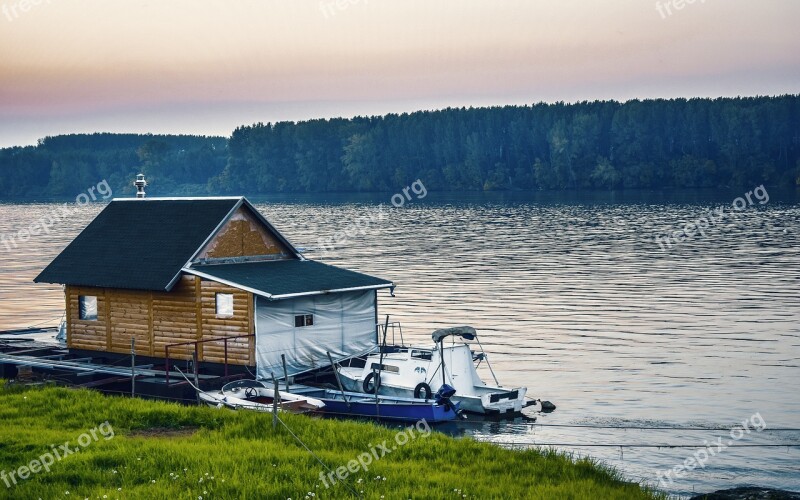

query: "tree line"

left=1, top=96, right=798, bottom=198
left=0, top=133, right=228, bottom=198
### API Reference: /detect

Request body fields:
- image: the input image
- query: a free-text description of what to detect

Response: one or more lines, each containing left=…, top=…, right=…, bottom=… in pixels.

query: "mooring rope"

left=173, top=367, right=361, bottom=498
left=24, top=312, right=64, bottom=329
left=490, top=442, right=800, bottom=449
left=274, top=414, right=363, bottom=499
left=457, top=421, right=800, bottom=432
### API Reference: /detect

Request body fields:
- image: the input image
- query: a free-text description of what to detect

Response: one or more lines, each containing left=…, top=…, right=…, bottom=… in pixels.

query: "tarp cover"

left=255, top=290, right=377, bottom=379
left=431, top=326, right=476, bottom=343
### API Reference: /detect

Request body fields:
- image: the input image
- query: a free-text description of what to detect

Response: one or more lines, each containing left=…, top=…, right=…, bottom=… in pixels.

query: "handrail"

left=376, top=321, right=404, bottom=347
left=164, top=333, right=254, bottom=386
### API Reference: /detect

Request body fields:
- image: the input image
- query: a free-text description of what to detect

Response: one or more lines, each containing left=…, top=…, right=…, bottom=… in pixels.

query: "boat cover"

left=431, top=326, right=477, bottom=343
left=255, top=290, right=377, bottom=379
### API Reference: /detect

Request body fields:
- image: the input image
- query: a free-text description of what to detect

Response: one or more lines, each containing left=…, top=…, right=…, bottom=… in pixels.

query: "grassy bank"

left=0, top=383, right=663, bottom=499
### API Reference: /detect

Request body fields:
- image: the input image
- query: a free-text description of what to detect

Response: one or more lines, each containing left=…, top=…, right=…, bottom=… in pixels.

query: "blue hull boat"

left=288, top=385, right=460, bottom=423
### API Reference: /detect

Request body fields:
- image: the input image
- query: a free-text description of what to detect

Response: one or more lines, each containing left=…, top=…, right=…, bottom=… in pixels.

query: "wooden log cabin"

left=34, top=196, right=394, bottom=378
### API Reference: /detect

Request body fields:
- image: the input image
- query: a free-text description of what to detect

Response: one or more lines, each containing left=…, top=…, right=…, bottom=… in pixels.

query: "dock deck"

left=0, top=327, right=250, bottom=401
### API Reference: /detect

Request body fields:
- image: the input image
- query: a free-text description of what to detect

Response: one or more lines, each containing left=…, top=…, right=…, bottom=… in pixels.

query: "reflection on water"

left=1, top=190, right=799, bottom=497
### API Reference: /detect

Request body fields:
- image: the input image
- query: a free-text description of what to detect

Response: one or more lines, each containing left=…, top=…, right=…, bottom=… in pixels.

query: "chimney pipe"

left=134, top=174, right=147, bottom=199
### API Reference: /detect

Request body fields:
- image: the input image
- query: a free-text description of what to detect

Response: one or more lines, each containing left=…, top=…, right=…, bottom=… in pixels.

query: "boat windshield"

left=410, top=349, right=433, bottom=360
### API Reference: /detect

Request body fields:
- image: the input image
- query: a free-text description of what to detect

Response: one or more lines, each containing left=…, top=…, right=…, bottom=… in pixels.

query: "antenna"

left=134, top=174, right=147, bottom=198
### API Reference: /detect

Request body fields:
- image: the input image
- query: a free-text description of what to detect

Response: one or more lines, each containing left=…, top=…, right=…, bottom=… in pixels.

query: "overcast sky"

left=0, top=0, right=798, bottom=147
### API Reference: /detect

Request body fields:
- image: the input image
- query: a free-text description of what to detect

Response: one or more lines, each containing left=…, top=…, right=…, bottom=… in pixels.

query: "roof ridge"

left=111, top=196, right=244, bottom=202
left=181, top=259, right=393, bottom=300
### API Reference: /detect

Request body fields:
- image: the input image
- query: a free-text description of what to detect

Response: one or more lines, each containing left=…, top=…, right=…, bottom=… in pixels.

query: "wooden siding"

left=152, top=276, right=198, bottom=360
left=107, top=289, right=151, bottom=354
left=199, top=280, right=254, bottom=365
left=195, top=206, right=290, bottom=260
left=67, top=286, right=108, bottom=351
left=66, top=276, right=253, bottom=365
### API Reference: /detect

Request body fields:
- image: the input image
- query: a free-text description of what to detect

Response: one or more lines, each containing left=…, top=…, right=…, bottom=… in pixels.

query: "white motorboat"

left=336, top=326, right=528, bottom=415
left=198, top=379, right=326, bottom=414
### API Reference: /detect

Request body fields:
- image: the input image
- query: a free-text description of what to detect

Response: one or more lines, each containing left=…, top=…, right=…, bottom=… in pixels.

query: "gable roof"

left=184, top=260, right=393, bottom=300
left=34, top=197, right=302, bottom=291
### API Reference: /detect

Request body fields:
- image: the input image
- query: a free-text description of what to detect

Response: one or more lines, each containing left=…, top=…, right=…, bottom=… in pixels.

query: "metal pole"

left=373, top=315, right=389, bottom=422
left=281, top=354, right=289, bottom=392
left=373, top=367, right=380, bottom=422
left=164, top=345, right=170, bottom=386
left=327, top=351, right=350, bottom=409
left=272, top=376, right=279, bottom=429
left=224, top=338, right=229, bottom=378
left=193, top=350, right=200, bottom=404
left=130, top=337, right=135, bottom=397
left=383, top=314, right=390, bottom=347
left=440, top=341, right=447, bottom=387
left=475, top=334, right=500, bottom=386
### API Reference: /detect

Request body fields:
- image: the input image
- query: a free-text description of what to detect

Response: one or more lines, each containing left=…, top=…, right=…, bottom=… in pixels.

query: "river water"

left=1, top=189, right=798, bottom=497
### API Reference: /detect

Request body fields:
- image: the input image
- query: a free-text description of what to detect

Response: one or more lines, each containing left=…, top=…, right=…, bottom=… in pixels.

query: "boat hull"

left=198, top=381, right=325, bottom=414
left=288, top=386, right=460, bottom=423
left=337, top=366, right=526, bottom=415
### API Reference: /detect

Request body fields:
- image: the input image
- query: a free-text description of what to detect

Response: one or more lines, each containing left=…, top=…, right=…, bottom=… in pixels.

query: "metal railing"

left=164, top=334, right=254, bottom=386
left=377, top=321, right=404, bottom=346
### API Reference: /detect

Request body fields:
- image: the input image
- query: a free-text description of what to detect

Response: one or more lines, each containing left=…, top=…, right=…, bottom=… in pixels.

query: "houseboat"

left=34, top=192, right=394, bottom=380
left=31, top=183, right=536, bottom=415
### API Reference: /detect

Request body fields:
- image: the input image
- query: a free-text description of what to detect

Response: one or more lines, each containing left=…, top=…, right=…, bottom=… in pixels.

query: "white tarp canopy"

left=255, top=290, right=377, bottom=380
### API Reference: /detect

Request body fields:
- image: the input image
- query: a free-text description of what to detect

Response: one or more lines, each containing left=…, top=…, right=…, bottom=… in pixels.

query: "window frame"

left=294, top=314, right=314, bottom=328
left=215, top=293, right=234, bottom=318
left=78, top=295, right=98, bottom=321
left=411, top=349, right=433, bottom=361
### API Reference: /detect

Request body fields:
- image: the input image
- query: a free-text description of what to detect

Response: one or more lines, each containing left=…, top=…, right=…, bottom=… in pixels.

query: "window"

left=411, top=349, right=433, bottom=361
left=369, top=362, right=400, bottom=374
left=294, top=314, right=314, bottom=327
left=215, top=293, right=234, bottom=317
left=78, top=295, right=97, bottom=321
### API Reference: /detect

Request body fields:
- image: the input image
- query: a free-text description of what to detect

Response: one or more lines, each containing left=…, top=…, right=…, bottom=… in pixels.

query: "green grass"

left=0, top=382, right=664, bottom=499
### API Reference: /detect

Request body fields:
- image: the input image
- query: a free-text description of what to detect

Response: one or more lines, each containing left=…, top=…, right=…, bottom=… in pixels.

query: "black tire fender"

left=363, top=372, right=381, bottom=394
left=414, top=382, right=433, bottom=400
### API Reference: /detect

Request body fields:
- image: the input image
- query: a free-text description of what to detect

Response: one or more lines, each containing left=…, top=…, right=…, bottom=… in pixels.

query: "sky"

left=0, top=0, right=798, bottom=148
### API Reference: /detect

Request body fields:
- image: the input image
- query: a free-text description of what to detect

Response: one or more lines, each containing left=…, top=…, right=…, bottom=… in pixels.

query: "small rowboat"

left=199, top=379, right=325, bottom=414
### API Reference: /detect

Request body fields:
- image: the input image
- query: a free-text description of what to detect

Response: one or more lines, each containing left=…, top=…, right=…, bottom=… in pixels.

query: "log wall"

left=195, top=206, right=290, bottom=260
left=199, top=280, right=254, bottom=364
left=108, top=289, right=151, bottom=354
left=67, top=285, right=109, bottom=352
left=66, top=276, right=254, bottom=365
left=153, top=276, right=199, bottom=360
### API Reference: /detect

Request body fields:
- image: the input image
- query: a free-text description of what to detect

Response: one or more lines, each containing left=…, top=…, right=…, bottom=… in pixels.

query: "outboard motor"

left=435, top=384, right=457, bottom=411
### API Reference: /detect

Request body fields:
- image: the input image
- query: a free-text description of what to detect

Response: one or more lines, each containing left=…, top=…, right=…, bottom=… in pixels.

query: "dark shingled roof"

left=185, top=260, right=393, bottom=299
left=35, top=198, right=242, bottom=291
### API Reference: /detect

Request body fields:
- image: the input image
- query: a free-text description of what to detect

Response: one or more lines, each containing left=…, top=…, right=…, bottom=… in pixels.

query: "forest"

left=1, top=96, right=798, bottom=198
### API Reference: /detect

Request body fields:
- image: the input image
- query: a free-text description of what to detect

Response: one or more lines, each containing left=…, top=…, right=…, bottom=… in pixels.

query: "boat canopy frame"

left=431, top=326, right=477, bottom=343
left=430, top=325, right=500, bottom=387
